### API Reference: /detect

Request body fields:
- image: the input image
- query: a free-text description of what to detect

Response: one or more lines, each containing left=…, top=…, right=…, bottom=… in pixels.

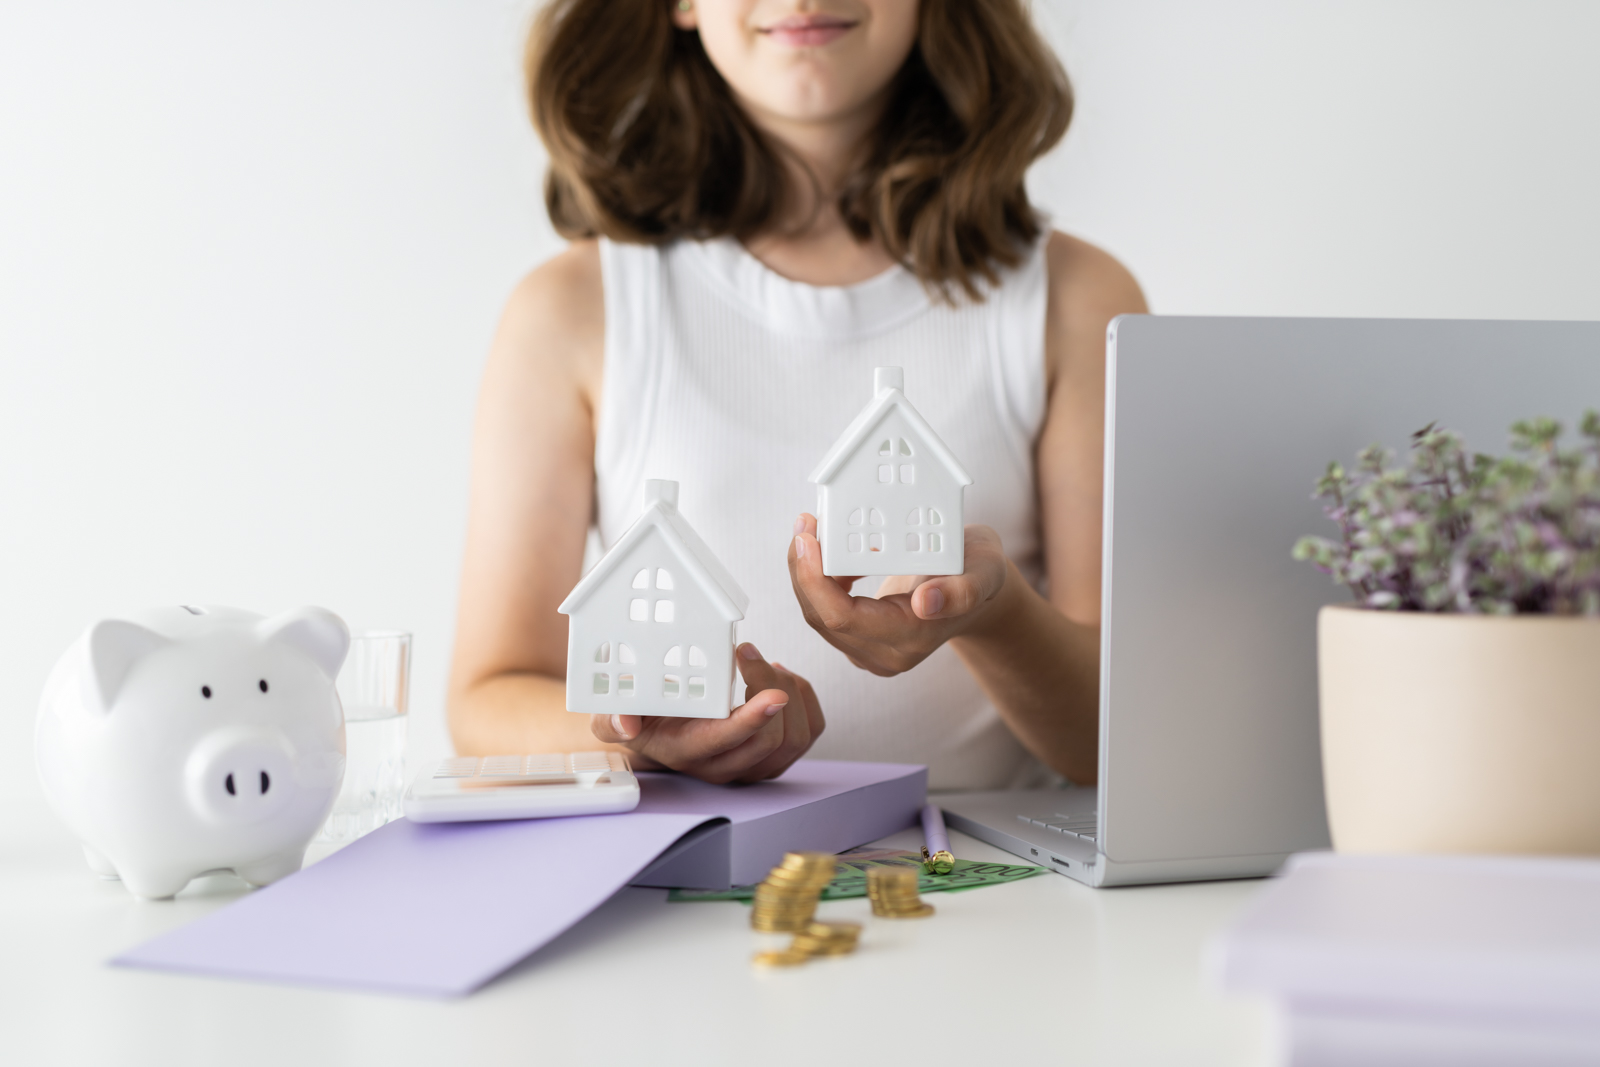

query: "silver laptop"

left=941, top=315, right=1600, bottom=886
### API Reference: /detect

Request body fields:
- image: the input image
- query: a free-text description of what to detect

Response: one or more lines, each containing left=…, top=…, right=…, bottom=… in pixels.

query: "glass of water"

left=317, top=630, right=411, bottom=843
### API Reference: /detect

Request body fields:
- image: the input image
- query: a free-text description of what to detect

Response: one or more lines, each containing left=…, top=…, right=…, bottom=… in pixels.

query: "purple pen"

left=920, top=802, right=955, bottom=874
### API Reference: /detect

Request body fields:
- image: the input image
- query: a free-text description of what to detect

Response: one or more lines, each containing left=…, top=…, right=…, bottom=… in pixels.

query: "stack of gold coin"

left=752, top=921, right=862, bottom=967
left=866, top=865, right=935, bottom=918
left=791, top=920, right=861, bottom=956
left=749, top=851, right=837, bottom=932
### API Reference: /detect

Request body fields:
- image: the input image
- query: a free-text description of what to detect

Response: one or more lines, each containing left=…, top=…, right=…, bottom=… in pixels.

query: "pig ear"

left=257, top=607, right=350, bottom=679
left=87, top=620, right=171, bottom=712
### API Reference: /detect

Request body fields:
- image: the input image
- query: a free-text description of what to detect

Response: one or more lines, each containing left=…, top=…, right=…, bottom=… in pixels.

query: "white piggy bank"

left=35, top=604, right=350, bottom=900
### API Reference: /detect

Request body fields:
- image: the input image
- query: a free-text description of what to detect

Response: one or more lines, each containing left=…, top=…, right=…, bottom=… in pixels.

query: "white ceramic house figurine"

left=809, top=366, right=973, bottom=577
left=35, top=604, right=350, bottom=900
left=560, top=479, right=749, bottom=718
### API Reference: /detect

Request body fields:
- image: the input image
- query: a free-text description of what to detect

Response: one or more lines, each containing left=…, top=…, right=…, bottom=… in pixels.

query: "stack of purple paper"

left=114, top=759, right=924, bottom=996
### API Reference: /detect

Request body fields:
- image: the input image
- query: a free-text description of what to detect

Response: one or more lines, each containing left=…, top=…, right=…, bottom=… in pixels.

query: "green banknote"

left=667, top=847, right=1048, bottom=903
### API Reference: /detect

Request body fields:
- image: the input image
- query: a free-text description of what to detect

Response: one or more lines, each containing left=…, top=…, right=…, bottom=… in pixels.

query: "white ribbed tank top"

left=594, top=235, right=1051, bottom=790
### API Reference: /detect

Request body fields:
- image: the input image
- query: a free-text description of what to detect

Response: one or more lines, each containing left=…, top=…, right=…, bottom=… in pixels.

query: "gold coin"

left=806, top=921, right=862, bottom=938
left=752, top=949, right=810, bottom=967
left=872, top=902, right=936, bottom=919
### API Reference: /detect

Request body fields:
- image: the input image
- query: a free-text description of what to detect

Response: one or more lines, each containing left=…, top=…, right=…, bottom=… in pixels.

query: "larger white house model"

left=809, top=367, right=973, bottom=577
left=559, top=480, right=748, bottom=719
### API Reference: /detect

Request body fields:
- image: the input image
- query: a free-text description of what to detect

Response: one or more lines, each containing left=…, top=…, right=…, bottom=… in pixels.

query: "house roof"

left=808, top=367, right=974, bottom=486
left=558, top=480, right=749, bottom=622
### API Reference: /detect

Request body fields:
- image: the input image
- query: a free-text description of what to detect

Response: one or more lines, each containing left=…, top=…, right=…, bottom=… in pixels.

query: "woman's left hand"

left=787, top=513, right=1015, bottom=676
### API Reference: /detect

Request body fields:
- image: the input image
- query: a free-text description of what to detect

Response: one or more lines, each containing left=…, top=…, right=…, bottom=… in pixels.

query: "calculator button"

left=435, top=757, right=480, bottom=778
left=480, top=756, right=524, bottom=777
left=523, top=754, right=566, bottom=776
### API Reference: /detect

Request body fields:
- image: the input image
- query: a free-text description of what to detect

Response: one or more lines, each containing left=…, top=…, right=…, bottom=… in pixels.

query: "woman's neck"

left=743, top=211, right=896, bottom=288
left=735, top=92, right=899, bottom=288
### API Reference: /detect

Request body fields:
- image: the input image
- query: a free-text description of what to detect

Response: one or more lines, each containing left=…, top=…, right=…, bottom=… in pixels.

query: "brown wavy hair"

left=527, top=0, right=1072, bottom=300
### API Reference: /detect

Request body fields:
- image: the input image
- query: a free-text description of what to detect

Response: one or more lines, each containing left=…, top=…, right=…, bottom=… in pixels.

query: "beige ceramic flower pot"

left=1319, top=604, right=1600, bottom=854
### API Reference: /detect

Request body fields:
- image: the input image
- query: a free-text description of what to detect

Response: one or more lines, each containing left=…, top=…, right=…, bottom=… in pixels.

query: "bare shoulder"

left=1044, top=231, right=1147, bottom=323
left=1043, top=232, right=1147, bottom=385
left=492, top=240, right=604, bottom=394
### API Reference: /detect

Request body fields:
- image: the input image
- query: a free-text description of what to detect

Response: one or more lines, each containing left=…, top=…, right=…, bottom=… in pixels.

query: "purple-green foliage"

left=1292, top=414, right=1600, bottom=614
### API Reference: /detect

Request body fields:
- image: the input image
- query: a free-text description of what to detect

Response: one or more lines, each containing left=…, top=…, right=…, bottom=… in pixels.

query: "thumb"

left=914, top=527, right=1007, bottom=619
left=591, top=713, right=642, bottom=743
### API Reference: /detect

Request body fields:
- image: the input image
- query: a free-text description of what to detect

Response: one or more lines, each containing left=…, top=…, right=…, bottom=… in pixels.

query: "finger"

left=736, top=642, right=784, bottom=701
left=733, top=695, right=812, bottom=782
left=792, top=514, right=864, bottom=594
left=875, top=574, right=925, bottom=599
left=912, top=525, right=1008, bottom=620
left=730, top=664, right=825, bottom=782
left=706, top=684, right=799, bottom=779
left=590, top=713, right=643, bottom=744
left=633, top=686, right=788, bottom=779
left=789, top=517, right=865, bottom=636
left=768, top=661, right=809, bottom=743
left=795, top=673, right=825, bottom=742
left=692, top=687, right=791, bottom=781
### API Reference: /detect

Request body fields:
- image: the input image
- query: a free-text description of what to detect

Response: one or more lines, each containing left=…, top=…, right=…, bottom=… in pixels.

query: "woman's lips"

left=760, top=14, right=859, bottom=48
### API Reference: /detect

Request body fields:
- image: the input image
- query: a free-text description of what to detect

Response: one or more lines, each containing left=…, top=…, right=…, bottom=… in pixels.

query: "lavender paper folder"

left=631, top=758, right=926, bottom=888
left=113, top=760, right=924, bottom=997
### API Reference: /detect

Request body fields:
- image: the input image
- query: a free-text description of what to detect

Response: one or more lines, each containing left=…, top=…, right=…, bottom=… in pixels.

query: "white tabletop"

left=2, top=817, right=1274, bottom=1066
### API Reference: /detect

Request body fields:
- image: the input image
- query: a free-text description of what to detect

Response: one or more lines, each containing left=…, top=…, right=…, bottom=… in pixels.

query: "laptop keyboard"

left=1017, top=812, right=1098, bottom=842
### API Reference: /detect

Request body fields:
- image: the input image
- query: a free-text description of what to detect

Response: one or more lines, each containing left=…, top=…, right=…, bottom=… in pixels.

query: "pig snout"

left=184, top=728, right=296, bottom=824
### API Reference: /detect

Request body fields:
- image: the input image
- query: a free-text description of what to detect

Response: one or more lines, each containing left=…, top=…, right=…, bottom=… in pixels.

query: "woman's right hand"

left=589, top=643, right=824, bottom=784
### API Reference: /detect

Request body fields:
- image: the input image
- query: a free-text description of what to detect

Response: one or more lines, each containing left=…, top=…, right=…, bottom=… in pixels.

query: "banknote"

left=667, top=848, right=1048, bottom=903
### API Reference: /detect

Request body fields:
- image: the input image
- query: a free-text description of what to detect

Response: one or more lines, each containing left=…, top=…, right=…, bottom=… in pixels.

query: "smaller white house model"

left=559, top=480, right=749, bottom=719
left=809, top=367, right=973, bottom=578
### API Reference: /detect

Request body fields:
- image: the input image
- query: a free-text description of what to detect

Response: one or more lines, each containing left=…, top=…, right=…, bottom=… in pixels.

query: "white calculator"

left=402, top=751, right=640, bottom=823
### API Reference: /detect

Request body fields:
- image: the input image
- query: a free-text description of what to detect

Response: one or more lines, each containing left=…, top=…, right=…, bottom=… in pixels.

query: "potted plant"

left=1294, top=415, right=1600, bottom=855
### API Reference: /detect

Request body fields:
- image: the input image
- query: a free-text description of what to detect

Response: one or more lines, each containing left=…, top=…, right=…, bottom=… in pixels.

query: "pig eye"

left=259, top=679, right=269, bottom=693
left=201, top=686, right=213, bottom=699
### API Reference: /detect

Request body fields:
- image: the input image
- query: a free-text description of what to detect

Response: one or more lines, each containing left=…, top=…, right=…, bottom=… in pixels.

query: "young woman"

left=447, top=0, right=1147, bottom=790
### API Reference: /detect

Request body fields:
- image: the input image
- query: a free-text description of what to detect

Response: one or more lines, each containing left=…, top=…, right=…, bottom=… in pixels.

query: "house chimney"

left=644, top=479, right=679, bottom=509
left=874, top=366, right=904, bottom=397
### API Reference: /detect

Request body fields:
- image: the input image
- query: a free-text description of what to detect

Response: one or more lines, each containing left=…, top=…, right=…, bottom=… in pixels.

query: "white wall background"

left=5, top=1, right=1600, bottom=836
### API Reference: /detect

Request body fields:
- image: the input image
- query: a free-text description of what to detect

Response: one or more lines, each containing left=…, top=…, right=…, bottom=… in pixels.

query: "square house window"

left=593, top=673, right=610, bottom=695
left=654, top=600, right=675, bottom=623
left=629, top=599, right=648, bottom=622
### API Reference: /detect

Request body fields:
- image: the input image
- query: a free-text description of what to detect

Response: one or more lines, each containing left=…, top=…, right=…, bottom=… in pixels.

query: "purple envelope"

left=113, top=760, right=924, bottom=997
